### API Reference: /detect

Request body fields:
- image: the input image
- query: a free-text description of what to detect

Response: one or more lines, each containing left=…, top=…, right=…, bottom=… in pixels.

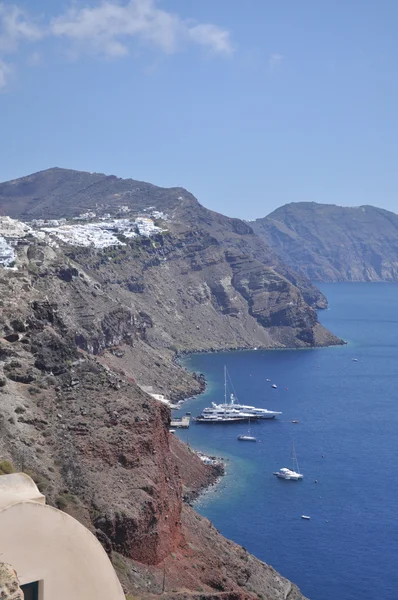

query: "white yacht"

left=208, top=395, right=281, bottom=420
left=196, top=367, right=281, bottom=423
left=273, top=441, right=303, bottom=480
left=273, top=467, right=303, bottom=480
left=196, top=406, right=255, bottom=423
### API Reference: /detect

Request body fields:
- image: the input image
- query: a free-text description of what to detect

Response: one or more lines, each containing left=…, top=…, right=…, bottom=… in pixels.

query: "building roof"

left=0, top=473, right=45, bottom=510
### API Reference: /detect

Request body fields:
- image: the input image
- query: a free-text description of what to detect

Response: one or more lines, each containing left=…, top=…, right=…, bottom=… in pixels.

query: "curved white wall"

left=0, top=502, right=125, bottom=600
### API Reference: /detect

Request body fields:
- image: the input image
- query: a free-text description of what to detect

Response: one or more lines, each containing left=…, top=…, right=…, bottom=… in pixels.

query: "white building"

left=0, top=473, right=125, bottom=600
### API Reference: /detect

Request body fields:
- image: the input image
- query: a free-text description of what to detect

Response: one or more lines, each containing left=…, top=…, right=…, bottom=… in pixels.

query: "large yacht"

left=195, top=407, right=255, bottom=423
left=195, top=367, right=282, bottom=423
left=206, top=394, right=282, bottom=420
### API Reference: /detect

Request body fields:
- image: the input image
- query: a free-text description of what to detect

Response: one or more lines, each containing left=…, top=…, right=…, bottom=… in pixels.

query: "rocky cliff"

left=252, top=202, right=398, bottom=282
left=0, top=168, right=341, bottom=600
left=0, top=262, right=306, bottom=599
left=0, top=168, right=340, bottom=351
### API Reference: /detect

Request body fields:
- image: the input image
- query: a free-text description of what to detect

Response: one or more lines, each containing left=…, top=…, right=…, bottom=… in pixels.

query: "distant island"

left=251, top=202, right=398, bottom=282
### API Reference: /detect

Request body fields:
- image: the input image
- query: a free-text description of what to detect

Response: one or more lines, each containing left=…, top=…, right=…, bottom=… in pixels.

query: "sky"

left=1, top=0, right=398, bottom=219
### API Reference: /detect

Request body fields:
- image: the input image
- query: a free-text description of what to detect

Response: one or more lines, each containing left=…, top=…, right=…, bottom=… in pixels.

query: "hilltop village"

left=0, top=207, right=168, bottom=268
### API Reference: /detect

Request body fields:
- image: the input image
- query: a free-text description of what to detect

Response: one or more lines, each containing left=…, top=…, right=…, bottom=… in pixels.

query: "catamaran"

left=273, top=441, right=303, bottom=480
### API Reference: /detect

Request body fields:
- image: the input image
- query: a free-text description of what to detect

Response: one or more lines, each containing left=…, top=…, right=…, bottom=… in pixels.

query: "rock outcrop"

left=252, top=202, right=398, bottom=282
left=0, top=564, right=23, bottom=600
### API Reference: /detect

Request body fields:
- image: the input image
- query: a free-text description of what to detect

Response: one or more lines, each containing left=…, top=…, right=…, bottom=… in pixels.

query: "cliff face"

left=0, top=168, right=340, bottom=351
left=252, top=202, right=398, bottom=282
left=0, top=168, right=334, bottom=599
left=0, top=263, right=307, bottom=599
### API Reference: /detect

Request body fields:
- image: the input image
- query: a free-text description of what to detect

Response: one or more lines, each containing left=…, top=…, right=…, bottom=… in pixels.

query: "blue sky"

left=1, top=0, right=398, bottom=219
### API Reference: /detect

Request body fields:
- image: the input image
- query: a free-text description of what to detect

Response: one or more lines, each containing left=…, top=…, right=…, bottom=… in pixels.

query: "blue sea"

left=175, top=283, right=398, bottom=600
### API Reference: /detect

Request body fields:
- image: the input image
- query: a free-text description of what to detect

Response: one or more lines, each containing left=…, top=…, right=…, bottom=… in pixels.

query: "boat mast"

left=292, top=440, right=300, bottom=473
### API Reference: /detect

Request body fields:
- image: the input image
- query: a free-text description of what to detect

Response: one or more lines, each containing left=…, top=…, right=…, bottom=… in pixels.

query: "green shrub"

left=55, top=496, right=68, bottom=511
left=25, top=469, right=50, bottom=493
left=0, top=459, right=15, bottom=475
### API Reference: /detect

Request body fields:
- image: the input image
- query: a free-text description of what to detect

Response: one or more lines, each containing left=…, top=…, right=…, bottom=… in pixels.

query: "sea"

left=175, top=283, right=398, bottom=600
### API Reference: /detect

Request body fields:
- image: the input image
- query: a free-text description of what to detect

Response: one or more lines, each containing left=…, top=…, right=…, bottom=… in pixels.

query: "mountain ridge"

left=252, top=201, right=398, bottom=282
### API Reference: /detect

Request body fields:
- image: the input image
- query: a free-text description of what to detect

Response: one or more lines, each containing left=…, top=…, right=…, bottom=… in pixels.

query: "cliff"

left=252, top=202, right=398, bottom=282
left=0, top=168, right=340, bottom=351
left=0, top=265, right=306, bottom=599
left=0, top=168, right=338, bottom=599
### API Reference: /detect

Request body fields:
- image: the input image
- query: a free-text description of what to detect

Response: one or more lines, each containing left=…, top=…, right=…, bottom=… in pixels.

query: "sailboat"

left=237, top=418, right=257, bottom=442
left=273, top=440, right=303, bottom=480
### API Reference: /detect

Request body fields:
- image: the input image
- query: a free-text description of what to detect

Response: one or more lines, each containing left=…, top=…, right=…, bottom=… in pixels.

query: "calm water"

left=176, top=283, right=398, bottom=600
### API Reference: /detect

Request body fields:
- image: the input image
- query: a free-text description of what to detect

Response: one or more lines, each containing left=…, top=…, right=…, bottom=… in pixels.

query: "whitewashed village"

left=0, top=206, right=169, bottom=269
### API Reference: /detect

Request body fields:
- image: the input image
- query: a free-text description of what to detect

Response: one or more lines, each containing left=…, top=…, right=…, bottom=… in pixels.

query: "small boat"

left=238, top=418, right=256, bottom=442
left=301, top=515, right=311, bottom=520
left=266, top=378, right=271, bottom=382
left=292, top=420, right=299, bottom=424
left=352, top=358, right=359, bottom=362
left=273, top=441, right=303, bottom=480
left=169, top=429, right=176, bottom=434
left=271, top=384, right=277, bottom=389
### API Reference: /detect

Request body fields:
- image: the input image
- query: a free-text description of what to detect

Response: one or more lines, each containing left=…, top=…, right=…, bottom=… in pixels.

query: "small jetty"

left=170, top=415, right=191, bottom=429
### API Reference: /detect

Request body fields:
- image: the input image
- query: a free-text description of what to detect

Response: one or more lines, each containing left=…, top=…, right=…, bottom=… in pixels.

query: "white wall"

left=0, top=502, right=125, bottom=600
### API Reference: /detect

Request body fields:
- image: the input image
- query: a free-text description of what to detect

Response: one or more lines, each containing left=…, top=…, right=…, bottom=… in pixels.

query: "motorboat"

left=301, top=515, right=311, bottom=520
left=271, top=384, right=277, bottom=389
left=273, top=441, right=303, bottom=480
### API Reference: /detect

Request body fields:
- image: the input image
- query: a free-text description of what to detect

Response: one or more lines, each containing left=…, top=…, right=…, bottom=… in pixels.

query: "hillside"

left=0, top=168, right=345, bottom=600
left=252, top=202, right=398, bottom=282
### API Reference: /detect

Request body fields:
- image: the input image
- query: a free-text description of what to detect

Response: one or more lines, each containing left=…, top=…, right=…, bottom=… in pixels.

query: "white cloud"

left=188, top=23, right=233, bottom=56
left=268, top=52, right=283, bottom=73
left=0, top=3, right=42, bottom=53
left=0, top=0, right=233, bottom=88
left=0, top=2, right=42, bottom=88
left=49, top=0, right=233, bottom=58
